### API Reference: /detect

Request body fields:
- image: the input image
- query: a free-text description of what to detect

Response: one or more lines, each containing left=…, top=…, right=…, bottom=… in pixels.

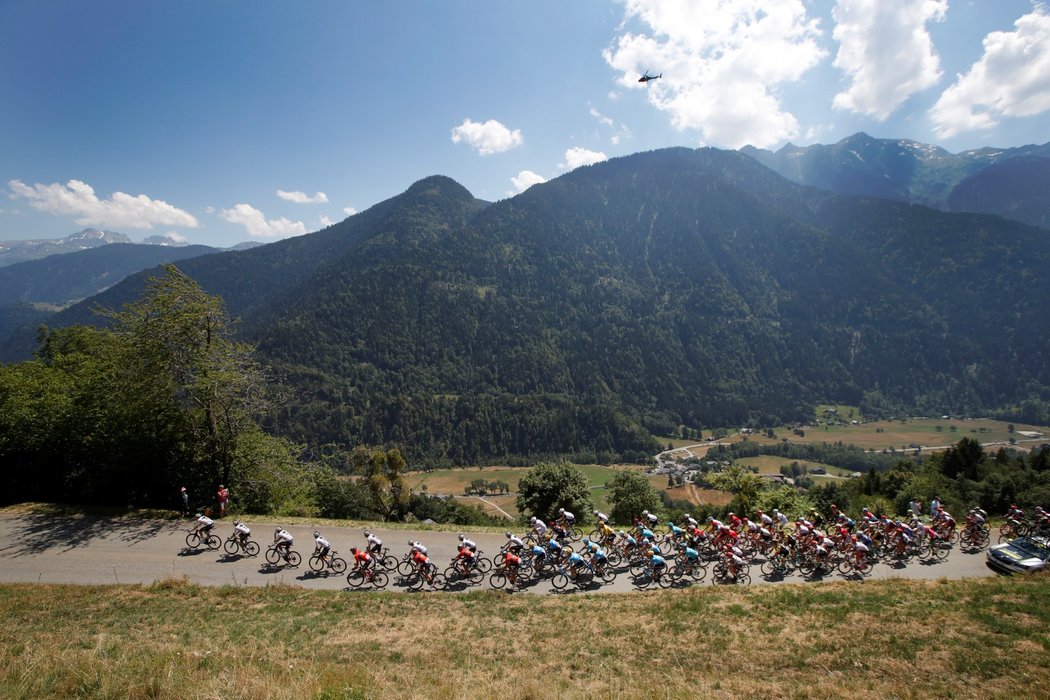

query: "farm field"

left=2, top=576, right=1046, bottom=699
left=733, top=456, right=854, bottom=477
left=405, top=464, right=660, bottom=521
left=662, top=416, right=1046, bottom=459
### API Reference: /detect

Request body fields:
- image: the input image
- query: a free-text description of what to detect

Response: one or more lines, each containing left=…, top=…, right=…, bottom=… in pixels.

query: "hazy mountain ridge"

left=740, top=132, right=1050, bottom=229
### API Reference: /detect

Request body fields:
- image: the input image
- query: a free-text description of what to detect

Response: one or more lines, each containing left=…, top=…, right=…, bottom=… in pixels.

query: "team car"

left=986, top=536, right=1050, bottom=575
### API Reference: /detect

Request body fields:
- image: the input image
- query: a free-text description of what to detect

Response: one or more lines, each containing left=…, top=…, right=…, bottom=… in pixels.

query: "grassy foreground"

left=2, top=577, right=1048, bottom=699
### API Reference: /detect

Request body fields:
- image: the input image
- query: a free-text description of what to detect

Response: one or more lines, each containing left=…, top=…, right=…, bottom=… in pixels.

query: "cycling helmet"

left=350, top=547, right=358, bottom=554
left=233, top=520, right=241, bottom=526
left=363, top=530, right=371, bottom=536
left=274, top=527, right=281, bottom=534
left=505, top=531, right=513, bottom=538
left=314, top=531, right=321, bottom=538
left=558, top=508, right=565, bottom=514
left=592, top=510, right=598, bottom=515
left=407, top=540, right=414, bottom=546
left=582, top=537, right=590, bottom=544
left=458, top=534, right=465, bottom=541
left=642, top=510, right=649, bottom=515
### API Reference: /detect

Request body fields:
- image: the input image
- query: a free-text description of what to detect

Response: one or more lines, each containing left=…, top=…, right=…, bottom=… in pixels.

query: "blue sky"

left=2, top=0, right=1048, bottom=247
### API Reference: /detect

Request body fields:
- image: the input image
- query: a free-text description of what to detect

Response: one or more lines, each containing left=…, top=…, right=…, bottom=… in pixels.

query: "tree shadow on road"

left=0, top=507, right=183, bottom=557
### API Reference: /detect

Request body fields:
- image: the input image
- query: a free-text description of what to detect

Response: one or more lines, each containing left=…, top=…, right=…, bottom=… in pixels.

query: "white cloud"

left=7, top=178, right=198, bottom=229
left=220, top=203, right=306, bottom=239
left=831, top=0, right=947, bottom=120
left=562, top=147, right=608, bottom=170
left=604, top=0, right=826, bottom=148
left=930, top=6, right=1050, bottom=138
left=450, top=118, right=524, bottom=155
left=320, top=215, right=334, bottom=228
left=590, top=105, right=632, bottom=145
left=511, top=170, right=547, bottom=193
left=277, top=189, right=329, bottom=204
left=343, top=206, right=358, bottom=216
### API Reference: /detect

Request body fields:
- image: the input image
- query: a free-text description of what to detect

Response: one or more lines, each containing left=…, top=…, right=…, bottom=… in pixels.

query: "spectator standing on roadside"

left=180, top=486, right=190, bottom=517
left=909, top=498, right=921, bottom=519
left=217, top=484, right=230, bottom=518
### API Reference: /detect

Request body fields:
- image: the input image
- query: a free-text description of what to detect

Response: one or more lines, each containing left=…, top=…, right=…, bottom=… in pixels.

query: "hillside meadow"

left=1, top=575, right=1047, bottom=699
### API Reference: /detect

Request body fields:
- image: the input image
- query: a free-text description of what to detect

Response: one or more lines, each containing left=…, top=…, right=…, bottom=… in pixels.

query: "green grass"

left=1, top=576, right=1048, bottom=698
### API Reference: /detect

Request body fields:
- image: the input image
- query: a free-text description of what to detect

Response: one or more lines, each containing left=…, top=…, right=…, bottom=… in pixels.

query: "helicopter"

left=638, top=70, right=662, bottom=83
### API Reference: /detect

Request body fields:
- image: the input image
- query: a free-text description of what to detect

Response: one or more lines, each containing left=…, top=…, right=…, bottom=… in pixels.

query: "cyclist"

left=773, top=509, right=789, bottom=530
left=349, top=546, right=374, bottom=572
left=564, top=550, right=592, bottom=581
left=232, top=519, right=251, bottom=547
left=593, top=509, right=609, bottom=525
left=851, top=535, right=870, bottom=567
left=451, top=543, right=478, bottom=575
left=557, top=508, right=576, bottom=530
left=641, top=509, right=660, bottom=528
left=546, top=536, right=565, bottom=562
left=501, top=550, right=522, bottom=585
left=648, top=549, right=668, bottom=581
left=529, top=516, right=548, bottom=541
left=756, top=510, right=773, bottom=529
left=364, top=529, right=383, bottom=556
left=597, top=518, right=617, bottom=546
left=313, top=531, right=331, bottom=567
left=193, top=512, right=215, bottom=538
left=457, top=534, right=478, bottom=554
left=504, top=531, right=525, bottom=555
left=682, top=513, right=699, bottom=529
left=273, top=527, right=294, bottom=562
left=724, top=545, right=746, bottom=579
left=408, top=542, right=431, bottom=574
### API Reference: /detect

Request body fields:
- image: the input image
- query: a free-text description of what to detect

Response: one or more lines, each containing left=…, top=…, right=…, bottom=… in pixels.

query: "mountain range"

left=741, top=132, right=1050, bottom=229
left=3, top=144, right=1049, bottom=464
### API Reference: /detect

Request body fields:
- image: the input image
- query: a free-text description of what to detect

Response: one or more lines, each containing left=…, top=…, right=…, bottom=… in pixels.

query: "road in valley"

left=0, top=511, right=999, bottom=594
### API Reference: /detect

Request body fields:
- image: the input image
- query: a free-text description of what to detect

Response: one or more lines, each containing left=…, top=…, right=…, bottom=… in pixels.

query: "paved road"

left=0, top=512, right=999, bottom=594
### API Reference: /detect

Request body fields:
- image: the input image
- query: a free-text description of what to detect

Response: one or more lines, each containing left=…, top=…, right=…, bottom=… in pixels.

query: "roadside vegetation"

left=1, top=575, right=1047, bottom=699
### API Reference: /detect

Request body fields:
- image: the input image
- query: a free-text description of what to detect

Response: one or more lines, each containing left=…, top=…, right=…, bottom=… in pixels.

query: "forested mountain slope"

left=14, top=148, right=1050, bottom=464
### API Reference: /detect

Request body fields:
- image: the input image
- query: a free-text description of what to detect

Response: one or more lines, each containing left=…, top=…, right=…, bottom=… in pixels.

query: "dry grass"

left=3, top=576, right=1048, bottom=699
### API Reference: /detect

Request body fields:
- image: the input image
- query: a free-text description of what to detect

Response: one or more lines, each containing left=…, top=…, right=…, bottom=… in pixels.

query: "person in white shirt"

left=273, top=527, right=294, bottom=561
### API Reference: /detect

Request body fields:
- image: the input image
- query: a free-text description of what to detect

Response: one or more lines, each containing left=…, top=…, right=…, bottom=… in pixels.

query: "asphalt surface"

left=0, top=512, right=999, bottom=593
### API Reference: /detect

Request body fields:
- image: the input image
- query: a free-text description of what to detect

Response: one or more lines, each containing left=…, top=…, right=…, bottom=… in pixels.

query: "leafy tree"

left=515, top=461, right=593, bottom=523
left=363, top=447, right=411, bottom=521
left=607, top=469, right=662, bottom=525
left=101, top=264, right=267, bottom=490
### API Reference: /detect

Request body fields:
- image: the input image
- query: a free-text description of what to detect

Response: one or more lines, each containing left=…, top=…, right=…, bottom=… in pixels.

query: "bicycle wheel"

left=224, top=538, right=239, bottom=555
left=309, top=555, right=325, bottom=572
left=629, top=560, right=647, bottom=578
left=429, top=573, right=448, bottom=591
left=346, top=570, right=365, bottom=588
left=760, top=559, right=777, bottom=577
left=853, top=559, right=873, bottom=575
left=605, top=549, right=622, bottom=568
left=205, top=535, right=221, bottom=550
left=286, top=551, right=301, bottom=567
left=244, top=540, right=260, bottom=557
left=569, top=527, right=584, bottom=542
left=397, top=559, right=415, bottom=577
left=265, top=547, right=280, bottom=565
left=656, top=570, right=674, bottom=588
left=185, top=532, right=201, bottom=549
left=934, top=542, right=951, bottom=560
left=379, top=554, right=397, bottom=571
left=406, top=572, right=424, bottom=592
left=551, top=573, right=569, bottom=590
left=370, top=571, right=389, bottom=589
left=575, top=571, right=594, bottom=589
left=489, top=571, right=508, bottom=590
left=633, top=570, right=653, bottom=589
left=588, top=529, right=603, bottom=541
left=330, top=557, right=347, bottom=574
left=475, top=557, right=493, bottom=574
left=738, top=572, right=751, bottom=585
left=601, top=567, right=617, bottom=584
